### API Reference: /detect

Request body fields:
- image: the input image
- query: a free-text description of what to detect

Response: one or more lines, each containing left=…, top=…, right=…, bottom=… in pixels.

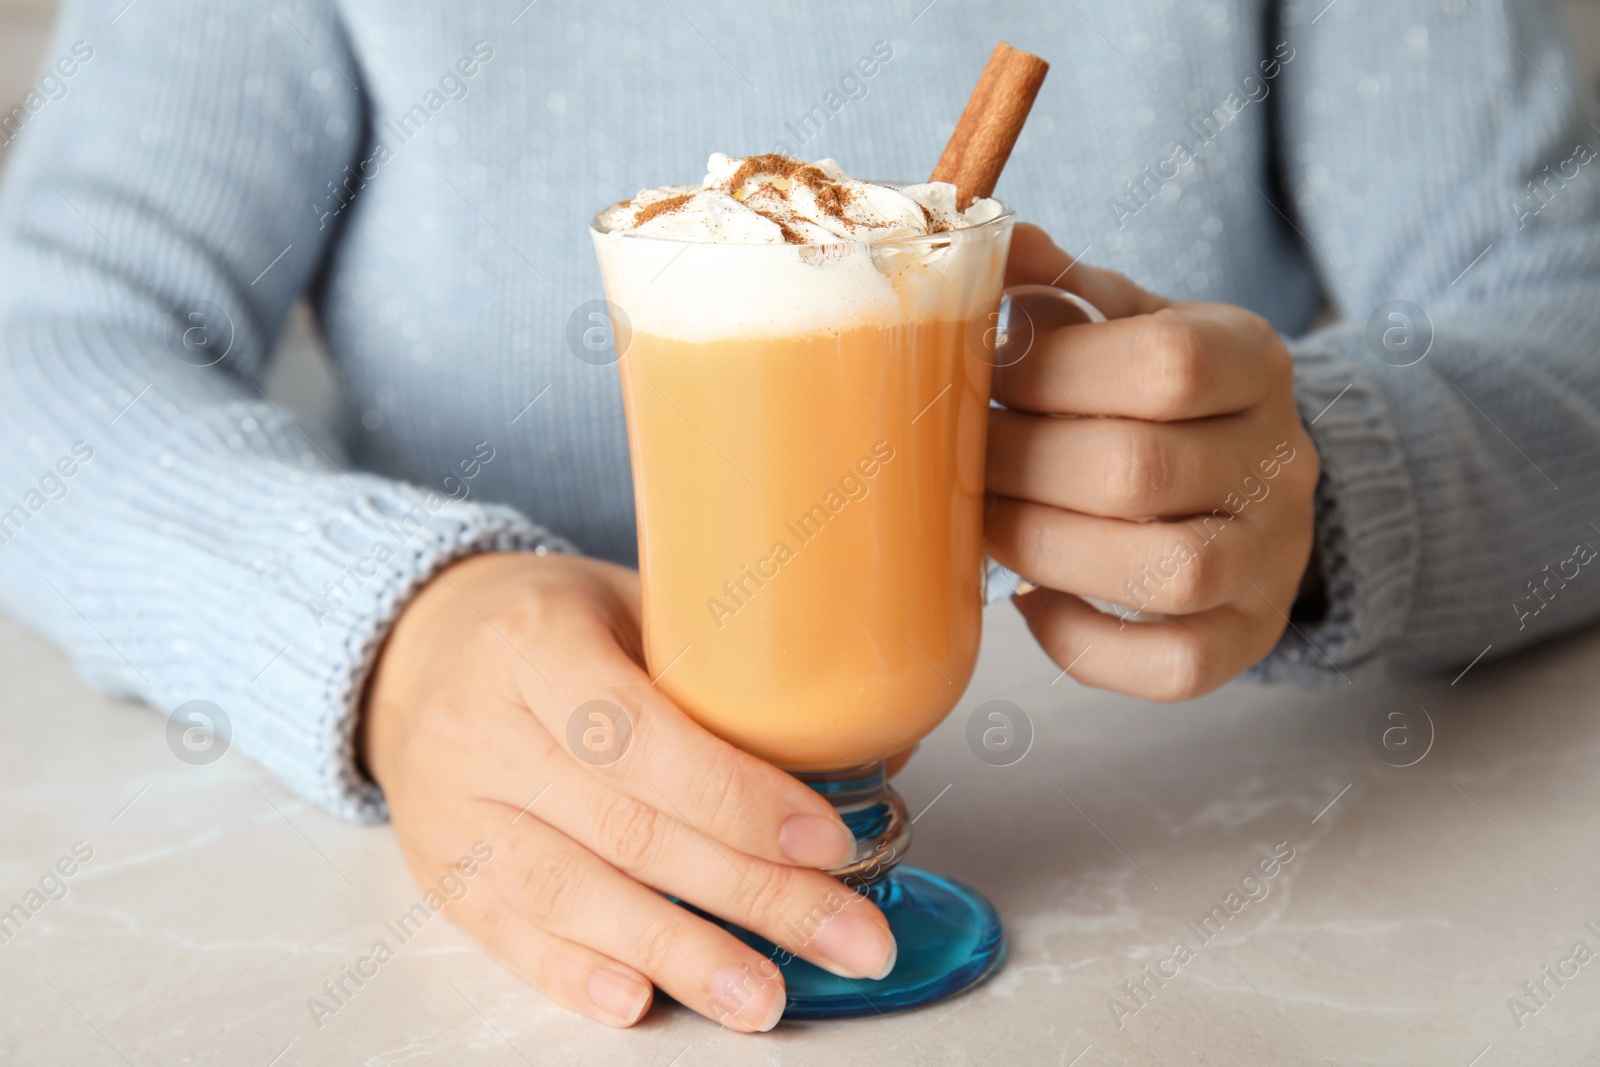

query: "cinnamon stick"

left=930, top=42, right=1050, bottom=209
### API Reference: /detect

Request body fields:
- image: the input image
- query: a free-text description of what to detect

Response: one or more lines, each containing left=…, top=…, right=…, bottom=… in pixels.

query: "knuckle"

left=1152, top=637, right=1212, bottom=702
left=1289, top=436, right=1322, bottom=491
left=519, top=848, right=588, bottom=927
left=1265, top=339, right=1295, bottom=387
left=631, top=913, right=686, bottom=976
left=1144, top=310, right=1208, bottom=416
left=1227, top=305, right=1273, bottom=347
left=1017, top=504, right=1059, bottom=572
left=500, top=584, right=595, bottom=643
left=1243, top=309, right=1289, bottom=368
left=1162, top=539, right=1217, bottom=613
left=682, top=744, right=758, bottom=840
left=1254, top=435, right=1318, bottom=508
left=593, top=791, right=663, bottom=873
left=727, top=860, right=799, bottom=927
left=1100, top=429, right=1164, bottom=514
left=1277, top=457, right=1316, bottom=505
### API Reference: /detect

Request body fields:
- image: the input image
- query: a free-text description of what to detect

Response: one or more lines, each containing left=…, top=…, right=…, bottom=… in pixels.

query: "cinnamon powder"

left=631, top=192, right=695, bottom=227
left=627, top=154, right=893, bottom=238
left=721, top=153, right=805, bottom=194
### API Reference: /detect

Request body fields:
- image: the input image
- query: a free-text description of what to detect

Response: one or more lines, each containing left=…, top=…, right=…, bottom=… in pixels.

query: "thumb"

left=1005, top=223, right=1170, bottom=320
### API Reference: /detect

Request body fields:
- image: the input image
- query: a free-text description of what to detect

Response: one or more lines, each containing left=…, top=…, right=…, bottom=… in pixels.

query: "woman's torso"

left=314, top=0, right=1321, bottom=563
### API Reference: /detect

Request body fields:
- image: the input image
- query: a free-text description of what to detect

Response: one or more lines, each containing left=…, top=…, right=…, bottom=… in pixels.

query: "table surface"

left=4, top=602, right=1600, bottom=1067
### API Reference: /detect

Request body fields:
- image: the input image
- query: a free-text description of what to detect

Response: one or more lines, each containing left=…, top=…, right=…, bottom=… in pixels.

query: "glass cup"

left=591, top=192, right=1052, bottom=1018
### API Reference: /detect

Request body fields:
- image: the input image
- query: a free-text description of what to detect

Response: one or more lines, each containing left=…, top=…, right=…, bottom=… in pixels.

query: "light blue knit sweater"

left=2, top=0, right=1597, bottom=820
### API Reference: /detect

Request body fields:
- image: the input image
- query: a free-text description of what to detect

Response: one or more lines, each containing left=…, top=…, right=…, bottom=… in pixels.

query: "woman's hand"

left=362, top=552, right=895, bottom=1031
left=985, top=224, right=1321, bottom=700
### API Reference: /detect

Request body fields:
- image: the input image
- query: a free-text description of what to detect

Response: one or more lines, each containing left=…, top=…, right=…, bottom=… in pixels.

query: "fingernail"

left=812, top=909, right=896, bottom=981
left=586, top=967, right=651, bottom=1025
left=778, top=813, right=855, bottom=869
left=709, top=963, right=784, bottom=1032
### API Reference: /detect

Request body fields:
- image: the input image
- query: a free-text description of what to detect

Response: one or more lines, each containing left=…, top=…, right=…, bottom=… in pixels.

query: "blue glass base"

left=720, top=865, right=1006, bottom=1020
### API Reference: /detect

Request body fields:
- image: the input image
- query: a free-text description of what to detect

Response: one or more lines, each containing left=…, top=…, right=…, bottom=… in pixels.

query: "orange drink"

left=616, top=316, right=991, bottom=770
left=593, top=191, right=1011, bottom=770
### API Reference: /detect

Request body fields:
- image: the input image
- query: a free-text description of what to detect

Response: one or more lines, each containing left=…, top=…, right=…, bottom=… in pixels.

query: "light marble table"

left=4, top=600, right=1600, bottom=1066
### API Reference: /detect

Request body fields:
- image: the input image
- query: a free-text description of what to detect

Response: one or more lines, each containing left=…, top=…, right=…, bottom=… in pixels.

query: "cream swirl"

left=597, top=153, right=1002, bottom=245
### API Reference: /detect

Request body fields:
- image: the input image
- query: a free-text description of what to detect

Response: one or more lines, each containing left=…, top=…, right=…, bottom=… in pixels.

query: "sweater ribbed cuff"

left=247, top=491, right=573, bottom=822
left=1247, top=329, right=1422, bottom=685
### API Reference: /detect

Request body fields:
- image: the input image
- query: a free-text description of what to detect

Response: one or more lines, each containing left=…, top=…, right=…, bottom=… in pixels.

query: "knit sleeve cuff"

left=244, top=488, right=573, bottom=822
left=1247, top=328, right=1423, bottom=685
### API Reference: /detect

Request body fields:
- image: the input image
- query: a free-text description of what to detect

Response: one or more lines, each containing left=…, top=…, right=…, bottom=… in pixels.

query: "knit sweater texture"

left=1, top=0, right=1597, bottom=819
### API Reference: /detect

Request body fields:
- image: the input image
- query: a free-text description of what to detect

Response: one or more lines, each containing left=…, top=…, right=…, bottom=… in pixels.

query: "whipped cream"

left=597, top=153, right=1002, bottom=245
left=591, top=153, right=1013, bottom=343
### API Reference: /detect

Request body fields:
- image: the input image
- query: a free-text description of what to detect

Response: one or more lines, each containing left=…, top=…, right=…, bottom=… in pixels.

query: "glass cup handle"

left=983, top=284, right=1109, bottom=606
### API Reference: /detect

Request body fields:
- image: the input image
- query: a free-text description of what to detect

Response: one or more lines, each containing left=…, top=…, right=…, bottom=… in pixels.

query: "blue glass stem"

left=801, top=762, right=911, bottom=892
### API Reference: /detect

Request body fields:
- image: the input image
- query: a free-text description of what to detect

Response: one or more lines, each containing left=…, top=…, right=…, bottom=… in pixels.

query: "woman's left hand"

left=985, top=224, right=1321, bottom=701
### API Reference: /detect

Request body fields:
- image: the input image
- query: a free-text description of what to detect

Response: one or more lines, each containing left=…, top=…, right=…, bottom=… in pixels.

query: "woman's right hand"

left=361, top=551, right=896, bottom=1031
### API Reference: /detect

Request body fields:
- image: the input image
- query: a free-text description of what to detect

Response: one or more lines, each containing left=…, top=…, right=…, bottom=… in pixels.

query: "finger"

left=503, top=612, right=856, bottom=871
left=453, top=881, right=656, bottom=1028
left=387, top=829, right=655, bottom=1027
left=986, top=408, right=1281, bottom=518
left=992, top=301, right=1286, bottom=420
left=1014, top=587, right=1284, bottom=702
left=486, top=812, right=788, bottom=1032
left=1004, top=223, right=1169, bottom=319
left=986, top=495, right=1270, bottom=616
left=523, top=764, right=896, bottom=983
